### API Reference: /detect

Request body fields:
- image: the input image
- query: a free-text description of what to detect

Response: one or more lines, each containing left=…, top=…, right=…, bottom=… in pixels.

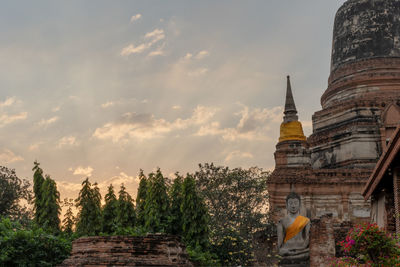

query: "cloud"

left=37, top=116, right=59, bottom=127
left=0, top=112, right=27, bottom=127
left=187, top=68, right=208, bottom=77
left=98, top=172, right=140, bottom=189
left=236, top=105, right=282, bottom=133
left=183, top=50, right=209, bottom=61
left=0, top=149, right=24, bottom=164
left=195, top=50, right=209, bottom=59
left=29, top=143, right=41, bottom=151
left=148, top=43, right=166, bottom=57
left=196, top=105, right=282, bottom=141
left=0, top=97, right=17, bottom=108
left=72, top=166, right=94, bottom=177
left=172, top=105, right=181, bottom=110
left=184, top=53, right=193, bottom=60
left=52, top=106, right=61, bottom=112
left=121, top=28, right=165, bottom=56
left=93, top=105, right=218, bottom=142
left=57, top=136, right=78, bottom=148
left=101, top=101, right=114, bottom=108
left=130, top=13, right=142, bottom=23
left=148, top=50, right=165, bottom=57
left=121, top=43, right=148, bottom=56
left=57, top=171, right=141, bottom=203
left=144, top=28, right=165, bottom=42
left=224, top=150, right=254, bottom=163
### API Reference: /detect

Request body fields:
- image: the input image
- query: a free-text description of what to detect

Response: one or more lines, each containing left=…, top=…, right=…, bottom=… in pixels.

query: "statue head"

left=286, top=192, right=301, bottom=215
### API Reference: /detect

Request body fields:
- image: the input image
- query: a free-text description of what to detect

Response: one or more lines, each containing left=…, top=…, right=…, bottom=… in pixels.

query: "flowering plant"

left=330, top=223, right=400, bottom=267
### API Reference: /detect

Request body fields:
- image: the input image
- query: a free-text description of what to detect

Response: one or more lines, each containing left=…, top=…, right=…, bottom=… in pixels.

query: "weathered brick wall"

left=310, top=214, right=336, bottom=267
left=333, top=221, right=353, bottom=258
left=58, top=234, right=193, bottom=267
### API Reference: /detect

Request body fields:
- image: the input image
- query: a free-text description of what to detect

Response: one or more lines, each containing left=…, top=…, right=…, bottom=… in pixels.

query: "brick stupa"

left=268, top=0, right=400, bottom=226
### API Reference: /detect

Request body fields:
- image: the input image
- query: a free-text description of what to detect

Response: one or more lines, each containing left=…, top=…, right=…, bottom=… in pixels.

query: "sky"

left=0, top=0, right=347, bottom=202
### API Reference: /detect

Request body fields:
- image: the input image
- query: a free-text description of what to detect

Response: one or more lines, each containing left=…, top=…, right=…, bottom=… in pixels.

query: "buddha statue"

left=277, top=192, right=310, bottom=266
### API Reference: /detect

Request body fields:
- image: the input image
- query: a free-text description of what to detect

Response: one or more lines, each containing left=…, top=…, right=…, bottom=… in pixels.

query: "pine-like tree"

left=116, top=184, right=136, bottom=228
left=102, top=184, right=118, bottom=234
left=144, top=168, right=170, bottom=233
left=136, top=170, right=147, bottom=227
left=181, top=174, right=209, bottom=249
left=169, top=173, right=184, bottom=235
left=39, top=175, right=61, bottom=232
left=32, top=161, right=45, bottom=224
left=75, top=178, right=102, bottom=236
left=62, top=198, right=75, bottom=234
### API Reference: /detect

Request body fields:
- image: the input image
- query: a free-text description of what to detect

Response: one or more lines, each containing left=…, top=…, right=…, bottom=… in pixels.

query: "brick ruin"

left=58, top=234, right=193, bottom=267
left=268, top=0, right=400, bottom=261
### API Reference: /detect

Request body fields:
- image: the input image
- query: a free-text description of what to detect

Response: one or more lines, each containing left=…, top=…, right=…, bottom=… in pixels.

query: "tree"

left=135, top=170, right=147, bottom=227
left=38, top=175, right=61, bottom=232
left=33, top=161, right=45, bottom=224
left=75, top=178, right=102, bottom=236
left=144, top=168, right=170, bottom=233
left=116, top=184, right=136, bottom=229
left=181, top=174, right=209, bottom=250
left=0, top=166, right=32, bottom=221
left=194, top=163, right=270, bottom=266
left=62, top=198, right=75, bottom=234
left=169, top=173, right=184, bottom=235
left=102, top=184, right=118, bottom=234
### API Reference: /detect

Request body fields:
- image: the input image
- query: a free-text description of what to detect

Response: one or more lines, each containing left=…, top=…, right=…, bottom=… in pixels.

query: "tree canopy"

left=0, top=166, right=32, bottom=221
left=143, top=169, right=170, bottom=233
left=75, top=178, right=102, bottom=236
left=194, top=163, right=270, bottom=266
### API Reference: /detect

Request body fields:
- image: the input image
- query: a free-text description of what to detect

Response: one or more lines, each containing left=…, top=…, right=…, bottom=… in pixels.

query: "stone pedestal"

left=279, top=258, right=309, bottom=267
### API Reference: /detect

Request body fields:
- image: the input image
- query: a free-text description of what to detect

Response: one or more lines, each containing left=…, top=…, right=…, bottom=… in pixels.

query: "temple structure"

left=268, top=0, right=400, bottom=227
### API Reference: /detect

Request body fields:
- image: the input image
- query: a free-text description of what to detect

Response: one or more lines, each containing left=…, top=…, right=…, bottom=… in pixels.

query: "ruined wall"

left=269, top=168, right=371, bottom=223
left=58, top=235, right=193, bottom=267
left=310, top=214, right=336, bottom=267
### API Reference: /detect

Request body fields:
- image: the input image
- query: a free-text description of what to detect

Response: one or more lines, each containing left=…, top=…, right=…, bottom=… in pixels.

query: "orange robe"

left=284, top=215, right=310, bottom=243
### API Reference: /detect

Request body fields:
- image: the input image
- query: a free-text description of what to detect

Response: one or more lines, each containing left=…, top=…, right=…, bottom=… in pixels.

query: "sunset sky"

left=0, top=0, right=347, bottom=201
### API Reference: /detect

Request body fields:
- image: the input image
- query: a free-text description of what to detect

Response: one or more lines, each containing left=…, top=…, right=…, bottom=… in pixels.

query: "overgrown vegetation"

left=194, top=163, right=270, bottom=266
left=0, top=162, right=272, bottom=266
left=330, top=223, right=400, bottom=266
left=0, top=218, right=71, bottom=267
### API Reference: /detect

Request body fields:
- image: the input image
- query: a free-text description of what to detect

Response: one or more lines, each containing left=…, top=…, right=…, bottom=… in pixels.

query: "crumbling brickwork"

left=58, top=234, right=193, bottom=267
left=267, top=0, right=400, bottom=264
left=310, top=214, right=336, bottom=267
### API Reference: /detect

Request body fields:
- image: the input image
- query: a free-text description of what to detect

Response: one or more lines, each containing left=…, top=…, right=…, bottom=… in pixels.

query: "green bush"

left=210, top=227, right=256, bottom=266
left=186, top=245, right=220, bottom=267
left=0, top=218, right=71, bottom=267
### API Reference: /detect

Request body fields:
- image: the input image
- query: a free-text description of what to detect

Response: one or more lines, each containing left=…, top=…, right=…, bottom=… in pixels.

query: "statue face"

left=287, top=197, right=300, bottom=214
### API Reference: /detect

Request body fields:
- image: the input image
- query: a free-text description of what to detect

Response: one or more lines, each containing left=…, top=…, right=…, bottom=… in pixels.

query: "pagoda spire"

left=283, top=75, right=299, bottom=123
left=278, top=75, right=306, bottom=142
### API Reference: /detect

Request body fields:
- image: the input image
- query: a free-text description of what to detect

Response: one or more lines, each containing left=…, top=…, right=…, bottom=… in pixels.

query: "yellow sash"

left=284, top=215, right=310, bottom=243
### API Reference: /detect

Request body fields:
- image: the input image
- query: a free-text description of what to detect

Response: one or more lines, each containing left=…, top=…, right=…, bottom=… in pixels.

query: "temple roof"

left=363, top=125, right=400, bottom=199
